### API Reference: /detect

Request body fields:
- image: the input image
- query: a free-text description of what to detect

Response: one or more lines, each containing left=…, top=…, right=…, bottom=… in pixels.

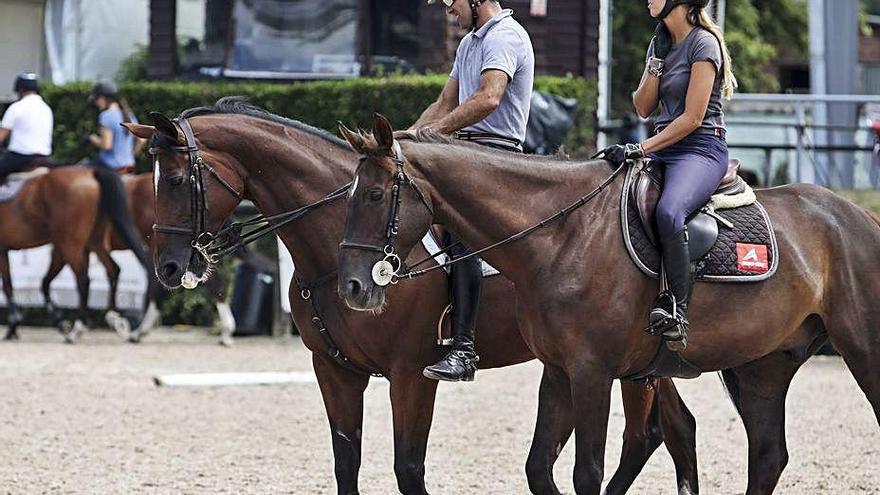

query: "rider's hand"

left=598, top=143, right=645, bottom=165
left=652, top=23, right=673, bottom=59
left=81, top=133, right=94, bottom=147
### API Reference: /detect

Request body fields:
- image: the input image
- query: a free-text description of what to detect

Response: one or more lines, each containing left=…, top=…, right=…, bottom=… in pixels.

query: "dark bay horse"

left=337, top=115, right=880, bottom=495
left=127, top=98, right=700, bottom=495
left=0, top=166, right=146, bottom=341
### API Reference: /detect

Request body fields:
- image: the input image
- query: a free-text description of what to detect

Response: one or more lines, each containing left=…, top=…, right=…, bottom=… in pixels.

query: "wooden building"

left=148, top=0, right=599, bottom=80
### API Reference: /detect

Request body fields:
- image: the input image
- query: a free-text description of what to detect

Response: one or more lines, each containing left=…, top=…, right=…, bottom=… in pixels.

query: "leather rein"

left=339, top=141, right=626, bottom=287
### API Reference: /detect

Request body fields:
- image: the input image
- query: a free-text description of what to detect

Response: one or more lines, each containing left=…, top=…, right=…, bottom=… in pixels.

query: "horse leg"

left=569, top=362, right=614, bottom=494
left=721, top=353, right=803, bottom=495
left=826, top=317, right=880, bottom=424
left=94, top=247, right=129, bottom=339
left=603, top=378, right=698, bottom=495
left=41, top=249, right=66, bottom=327
left=526, top=364, right=573, bottom=495
left=63, top=250, right=91, bottom=343
left=0, top=250, right=21, bottom=340
left=389, top=372, right=439, bottom=495
left=313, top=352, right=370, bottom=495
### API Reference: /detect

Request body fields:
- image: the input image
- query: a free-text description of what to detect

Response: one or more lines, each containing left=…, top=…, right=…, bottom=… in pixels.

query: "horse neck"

left=203, top=118, right=353, bottom=282
left=405, top=142, right=616, bottom=280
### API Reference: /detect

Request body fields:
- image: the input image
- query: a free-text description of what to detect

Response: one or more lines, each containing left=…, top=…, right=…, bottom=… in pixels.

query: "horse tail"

left=92, top=166, right=150, bottom=269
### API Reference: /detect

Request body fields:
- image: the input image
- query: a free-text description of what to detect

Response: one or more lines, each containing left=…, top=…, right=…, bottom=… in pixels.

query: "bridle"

left=150, top=117, right=245, bottom=264
left=338, top=140, right=435, bottom=286
left=340, top=141, right=626, bottom=287
left=150, top=117, right=352, bottom=264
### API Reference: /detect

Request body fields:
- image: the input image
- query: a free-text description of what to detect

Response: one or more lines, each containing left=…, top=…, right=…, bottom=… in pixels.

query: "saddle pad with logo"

left=421, top=231, right=500, bottom=278
left=620, top=168, right=779, bottom=282
left=0, top=168, right=48, bottom=202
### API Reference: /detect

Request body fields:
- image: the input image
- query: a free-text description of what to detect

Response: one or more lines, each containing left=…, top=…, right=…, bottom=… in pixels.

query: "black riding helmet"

left=90, top=80, right=119, bottom=101
left=658, top=0, right=709, bottom=19
left=13, top=73, right=39, bottom=94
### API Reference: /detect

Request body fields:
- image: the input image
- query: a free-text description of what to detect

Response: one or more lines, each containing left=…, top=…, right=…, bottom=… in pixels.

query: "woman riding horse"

left=599, top=0, right=735, bottom=350
left=0, top=73, right=53, bottom=183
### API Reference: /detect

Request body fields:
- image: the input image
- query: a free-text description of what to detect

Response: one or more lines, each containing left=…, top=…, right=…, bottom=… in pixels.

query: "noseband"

left=339, top=140, right=434, bottom=286
left=150, top=117, right=244, bottom=263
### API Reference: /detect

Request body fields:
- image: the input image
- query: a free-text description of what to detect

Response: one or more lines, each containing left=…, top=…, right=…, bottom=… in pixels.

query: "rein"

left=341, top=141, right=625, bottom=286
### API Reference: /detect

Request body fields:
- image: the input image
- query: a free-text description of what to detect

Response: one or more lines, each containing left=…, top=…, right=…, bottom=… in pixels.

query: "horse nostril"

left=347, top=278, right=362, bottom=297
left=161, top=261, right=180, bottom=281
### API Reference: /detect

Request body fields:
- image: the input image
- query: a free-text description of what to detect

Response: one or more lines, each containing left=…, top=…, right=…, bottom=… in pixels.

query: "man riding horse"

left=414, top=0, right=534, bottom=382
left=0, top=73, right=53, bottom=183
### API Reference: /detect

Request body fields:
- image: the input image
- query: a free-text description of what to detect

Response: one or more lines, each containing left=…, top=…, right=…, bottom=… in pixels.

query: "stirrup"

left=645, top=290, right=685, bottom=335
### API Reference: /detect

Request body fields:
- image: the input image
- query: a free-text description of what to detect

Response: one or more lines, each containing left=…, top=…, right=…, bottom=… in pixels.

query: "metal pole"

left=597, top=0, right=612, bottom=150
left=795, top=102, right=805, bottom=183
left=809, top=0, right=828, bottom=186
left=716, top=0, right=726, bottom=32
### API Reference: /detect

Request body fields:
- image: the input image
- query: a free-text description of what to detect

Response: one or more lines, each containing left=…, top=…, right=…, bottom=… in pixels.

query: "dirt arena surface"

left=0, top=327, right=876, bottom=494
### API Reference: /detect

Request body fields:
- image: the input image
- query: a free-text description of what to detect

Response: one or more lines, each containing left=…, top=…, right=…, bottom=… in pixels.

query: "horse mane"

left=178, top=96, right=350, bottom=150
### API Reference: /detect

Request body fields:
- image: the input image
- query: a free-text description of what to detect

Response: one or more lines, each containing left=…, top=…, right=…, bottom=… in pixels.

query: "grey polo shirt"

left=450, top=9, right=534, bottom=145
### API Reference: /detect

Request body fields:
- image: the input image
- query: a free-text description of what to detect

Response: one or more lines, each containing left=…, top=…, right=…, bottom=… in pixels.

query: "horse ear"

left=372, top=113, right=395, bottom=151
left=149, top=112, right=182, bottom=143
left=338, top=122, right=365, bottom=152
left=121, top=122, right=155, bottom=139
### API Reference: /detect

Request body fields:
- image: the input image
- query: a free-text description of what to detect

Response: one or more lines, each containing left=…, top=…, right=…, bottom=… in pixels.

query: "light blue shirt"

left=450, top=9, right=534, bottom=144
left=98, top=107, right=137, bottom=169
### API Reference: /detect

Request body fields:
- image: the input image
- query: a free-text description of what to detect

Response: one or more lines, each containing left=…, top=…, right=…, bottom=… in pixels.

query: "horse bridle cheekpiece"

left=150, top=117, right=243, bottom=264
left=339, top=140, right=434, bottom=287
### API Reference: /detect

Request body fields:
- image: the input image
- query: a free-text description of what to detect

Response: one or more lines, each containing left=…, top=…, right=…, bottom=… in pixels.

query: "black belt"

left=454, top=130, right=522, bottom=148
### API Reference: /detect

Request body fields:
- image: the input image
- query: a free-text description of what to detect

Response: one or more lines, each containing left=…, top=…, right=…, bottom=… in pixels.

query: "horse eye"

left=368, top=188, right=384, bottom=202
left=166, top=175, right=185, bottom=186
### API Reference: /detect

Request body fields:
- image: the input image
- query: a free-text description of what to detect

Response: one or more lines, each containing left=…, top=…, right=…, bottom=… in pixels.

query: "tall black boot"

left=648, top=226, right=693, bottom=351
left=423, top=254, right=481, bottom=382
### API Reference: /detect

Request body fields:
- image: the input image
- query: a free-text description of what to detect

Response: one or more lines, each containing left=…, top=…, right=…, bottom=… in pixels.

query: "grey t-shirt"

left=649, top=27, right=724, bottom=134
left=450, top=9, right=535, bottom=144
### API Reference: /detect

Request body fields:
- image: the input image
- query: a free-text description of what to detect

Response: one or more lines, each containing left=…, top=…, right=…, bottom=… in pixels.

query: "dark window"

left=370, top=0, right=420, bottom=73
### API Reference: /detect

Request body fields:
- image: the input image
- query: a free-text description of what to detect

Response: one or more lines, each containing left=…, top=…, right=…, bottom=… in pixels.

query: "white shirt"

left=1, top=94, right=53, bottom=156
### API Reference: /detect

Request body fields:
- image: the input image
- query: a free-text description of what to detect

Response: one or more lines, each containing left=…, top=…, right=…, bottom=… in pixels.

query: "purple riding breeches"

left=647, top=132, right=729, bottom=238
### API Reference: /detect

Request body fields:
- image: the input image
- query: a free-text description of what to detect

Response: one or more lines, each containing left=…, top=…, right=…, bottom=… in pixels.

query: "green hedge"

left=42, top=75, right=596, bottom=165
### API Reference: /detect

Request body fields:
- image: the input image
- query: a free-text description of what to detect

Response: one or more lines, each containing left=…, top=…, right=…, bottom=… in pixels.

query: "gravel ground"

left=0, top=327, right=876, bottom=494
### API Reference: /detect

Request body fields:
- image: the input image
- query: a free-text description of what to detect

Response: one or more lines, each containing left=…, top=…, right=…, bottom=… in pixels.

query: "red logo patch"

left=736, top=243, right=769, bottom=272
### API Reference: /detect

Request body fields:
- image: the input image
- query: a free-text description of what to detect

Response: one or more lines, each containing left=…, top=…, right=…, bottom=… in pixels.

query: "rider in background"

left=0, top=73, right=53, bottom=183
left=599, top=0, right=736, bottom=349
left=87, top=81, right=146, bottom=174
left=85, top=80, right=150, bottom=268
left=413, top=0, right=534, bottom=382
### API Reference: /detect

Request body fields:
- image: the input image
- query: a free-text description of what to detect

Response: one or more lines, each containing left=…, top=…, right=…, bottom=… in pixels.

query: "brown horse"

left=127, top=98, right=700, bottom=495
left=41, top=172, right=243, bottom=344
left=0, top=166, right=145, bottom=341
left=337, top=115, right=880, bottom=495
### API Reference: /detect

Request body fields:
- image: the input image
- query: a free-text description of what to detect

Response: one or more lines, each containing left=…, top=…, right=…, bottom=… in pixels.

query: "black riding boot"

left=648, top=226, right=693, bottom=351
left=423, top=255, right=481, bottom=382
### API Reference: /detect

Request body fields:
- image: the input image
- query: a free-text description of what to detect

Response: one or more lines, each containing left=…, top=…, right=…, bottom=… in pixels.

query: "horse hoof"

left=3, top=328, right=18, bottom=341
left=128, top=330, right=143, bottom=344
left=106, top=311, right=131, bottom=340
left=219, top=335, right=234, bottom=347
left=63, top=320, right=86, bottom=344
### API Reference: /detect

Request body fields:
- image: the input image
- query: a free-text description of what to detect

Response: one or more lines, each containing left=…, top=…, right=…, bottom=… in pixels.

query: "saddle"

left=621, top=159, right=778, bottom=282
left=0, top=167, right=50, bottom=202
left=632, top=158, right=746, bottom=257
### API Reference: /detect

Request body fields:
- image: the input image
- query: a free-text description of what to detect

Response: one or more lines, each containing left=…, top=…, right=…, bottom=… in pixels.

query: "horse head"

left=123, top=112, right=245, bottom=289
left=337, top=114, right=434, bottom=312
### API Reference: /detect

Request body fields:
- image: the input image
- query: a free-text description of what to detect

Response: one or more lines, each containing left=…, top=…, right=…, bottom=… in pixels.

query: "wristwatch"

left=647, top=57, right=665, bottom=78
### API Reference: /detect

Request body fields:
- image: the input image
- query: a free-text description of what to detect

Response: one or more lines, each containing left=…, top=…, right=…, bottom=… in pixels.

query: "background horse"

left=128, top=98, right=700, bottom=495
left=41, top=172, right=252, bottom=345
left=337, top=115, right=880, bottom=495
left=0, top=166, right=147, bottom=342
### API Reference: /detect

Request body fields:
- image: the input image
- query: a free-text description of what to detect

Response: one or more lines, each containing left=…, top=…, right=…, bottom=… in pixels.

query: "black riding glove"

left=653, top=23, right=673, bottom=59
left=599, top=143, right=645, bottom=165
